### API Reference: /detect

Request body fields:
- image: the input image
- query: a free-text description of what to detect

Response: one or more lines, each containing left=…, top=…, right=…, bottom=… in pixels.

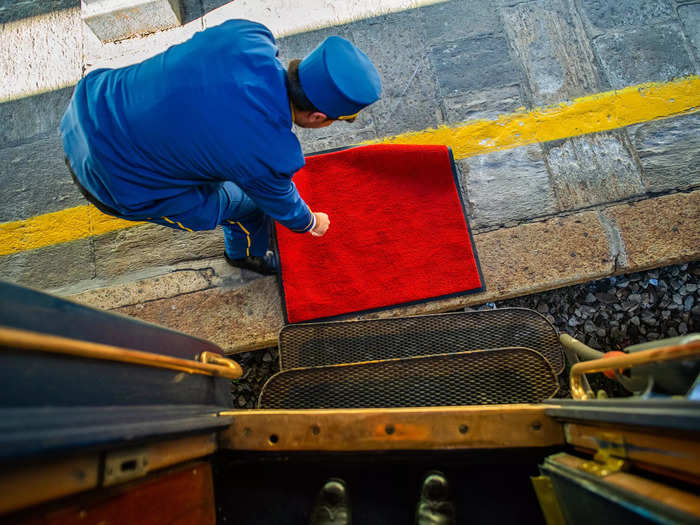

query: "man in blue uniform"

left=61, top=19, right=381, bottom=275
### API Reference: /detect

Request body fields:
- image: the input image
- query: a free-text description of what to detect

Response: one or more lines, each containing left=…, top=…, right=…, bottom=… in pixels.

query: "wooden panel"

left=0, top=433, right=216, bottom=516
left=564, top=423, right=700, bottom=479
left=0, top=454, right=100, bottom=516
left=14, top=461, right=215, bottom=525
left=551, top=454, right=700, bottom=520
left=219, top=405, right=565, bottom=451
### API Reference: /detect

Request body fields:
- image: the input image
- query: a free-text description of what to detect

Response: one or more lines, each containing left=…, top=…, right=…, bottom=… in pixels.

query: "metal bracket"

left=103, top=447, right=149, bottom=486
left=580, top=432, right=627, bottom=477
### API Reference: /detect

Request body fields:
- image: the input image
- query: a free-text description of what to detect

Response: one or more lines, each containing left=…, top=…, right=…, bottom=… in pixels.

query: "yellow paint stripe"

left=1, top=76, right=698, bottom=257
left=361, top=76, right=700, bottom=157
left=0, top=205, right=143, bottom=256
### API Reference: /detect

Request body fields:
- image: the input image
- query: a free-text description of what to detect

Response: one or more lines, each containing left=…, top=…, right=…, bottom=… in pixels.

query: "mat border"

left=274, top=144, right=486, bottom=325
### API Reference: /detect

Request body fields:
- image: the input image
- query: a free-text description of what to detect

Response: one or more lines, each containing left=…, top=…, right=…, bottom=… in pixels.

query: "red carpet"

left=275, top=144, right=484, bottom=323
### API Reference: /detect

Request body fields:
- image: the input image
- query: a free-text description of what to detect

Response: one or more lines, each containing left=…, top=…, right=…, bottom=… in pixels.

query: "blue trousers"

left=147, top=181, right=270, bottom=259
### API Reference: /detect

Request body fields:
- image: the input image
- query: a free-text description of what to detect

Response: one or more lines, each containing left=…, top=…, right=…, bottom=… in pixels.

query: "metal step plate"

left=259, top=347, right=559, bottom=409
left=279, top=308, right=565, bottom=374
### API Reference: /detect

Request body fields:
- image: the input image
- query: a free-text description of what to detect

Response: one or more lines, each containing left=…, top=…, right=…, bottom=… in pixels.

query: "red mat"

left=275, top=144, right=484, bottom=323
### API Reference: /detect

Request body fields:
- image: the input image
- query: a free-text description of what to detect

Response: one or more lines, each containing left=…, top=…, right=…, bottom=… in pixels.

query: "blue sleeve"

left=237, top=170, right=315, bottom=233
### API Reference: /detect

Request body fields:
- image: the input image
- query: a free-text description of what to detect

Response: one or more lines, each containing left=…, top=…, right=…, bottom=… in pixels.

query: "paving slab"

left=0, top=86, right=74, bottom=147
left=457, top=144, right=558, bottom=229
left=82, top=0, right=183, bottom=43
left=421, top=0, right=501, bottom=44
left=678, top=4, right=700, bottom=63
left=592, top=23, right=697, bottom=89
left=115, top=274, right=282, bottom=353
left=440, top=85, right=523, bottom=124
left=544, top=130, right=645, bottom=210
left=501, top=0, right=601, bottom=106
left=105, top=208, right=614, bottom=352
left=0, top=237, right=94, bottom=289
left=577, top=0, right=675, bottom=35
left=351, top=11, right=442, bottom=136
left=0, top=134, right=84, bottom=222
left=0, top=3, right=82, bottom=102
left=604, top=191, right=700, bottom=272
left=628, top=112, right=700, bottom=193
left=93, top=223, right=225, bottom=279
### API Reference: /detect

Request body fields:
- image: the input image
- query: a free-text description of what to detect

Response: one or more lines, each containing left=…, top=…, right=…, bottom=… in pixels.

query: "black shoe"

left=415, top=471, right=456, bottom=525
left=224, top=251, right=277, bottom=276
left=309, top=478, right=351, bottom=525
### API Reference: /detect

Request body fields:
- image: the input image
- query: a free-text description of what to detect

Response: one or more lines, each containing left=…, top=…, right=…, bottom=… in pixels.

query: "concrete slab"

left=592, top=23, right=696, bottom=89
left=93, top=223, right=225, bottom=279
left=107, top=208, right=614, bottom=352
left=0, top=134, right=84, bottom=221
left=501, top=0, right=601, bottom=106
left=457, top=144, right=558, bottom=229
left=628, top=112, right=700, bottom=193
left=577, top=0, right=675, bottom=35
left=0, top=237, right=94, bottom=289
left=544, top=131, right=645, bottom=210
left=351, top=11, right=443, bottom=136
left=0, top=86, right=74, bottom=147
left=0, top=3, right=82, bottom=102
left=421, top=0, right=502, bottom=43
left=84, top=16, right=201, bottom=72
left=115, top=274, right=282, bottom=353
left=82, top=0, right=182, bottom=43
left=678, top=4, right=700, bottom=63
left=605, top=191, right=700, bottom=272
left=441, top=85, right=523, bottom=125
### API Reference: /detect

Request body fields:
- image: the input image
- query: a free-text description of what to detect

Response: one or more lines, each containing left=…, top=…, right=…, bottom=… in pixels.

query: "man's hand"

left=311, top=212, right=330, bottom=237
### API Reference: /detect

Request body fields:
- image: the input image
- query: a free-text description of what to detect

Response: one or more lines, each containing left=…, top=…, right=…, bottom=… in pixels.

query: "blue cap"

left=298, top=36, right=381, bottom=119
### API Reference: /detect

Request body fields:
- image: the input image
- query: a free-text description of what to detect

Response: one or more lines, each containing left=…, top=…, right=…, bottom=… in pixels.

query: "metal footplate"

left=278, top=308, right=565, bottom=375
left=259, top=347, right=559, bottom=409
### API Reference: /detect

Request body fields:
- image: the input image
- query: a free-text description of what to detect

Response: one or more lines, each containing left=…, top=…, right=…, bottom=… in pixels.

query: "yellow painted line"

left=1, top=76, right=698, bottom=257
left=362, top=75, right=700, bottom=158
left=0, top=205, right=143, bottom=257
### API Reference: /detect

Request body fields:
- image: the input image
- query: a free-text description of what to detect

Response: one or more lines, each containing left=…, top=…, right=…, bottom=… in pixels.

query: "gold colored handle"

left=0, top=326, right=243, bottom=380
left=570, top=340, right=700, bottom=400
left=199, top=351, right=243, bottom=379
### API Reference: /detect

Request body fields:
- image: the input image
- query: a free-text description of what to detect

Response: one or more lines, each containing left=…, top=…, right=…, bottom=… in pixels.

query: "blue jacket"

left=61, top=19, right=314, bottom=232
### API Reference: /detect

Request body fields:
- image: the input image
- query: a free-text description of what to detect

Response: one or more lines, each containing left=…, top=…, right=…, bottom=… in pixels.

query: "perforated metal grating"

left=259, top=347, right=559, bottom=409
left=279, top=308, right=564, bottom=374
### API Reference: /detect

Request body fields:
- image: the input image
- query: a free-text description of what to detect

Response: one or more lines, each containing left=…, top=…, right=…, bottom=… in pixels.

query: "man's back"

left=61, top=19, right=304, bottom=218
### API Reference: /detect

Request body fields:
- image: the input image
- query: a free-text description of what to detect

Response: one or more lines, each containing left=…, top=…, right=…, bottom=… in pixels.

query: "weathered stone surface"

left=0, top=0, right=77, bottom=24
left=421, top=0, right=502, bottom=43
left=352, top=12, right=442, bottom=136
left=430, top=35, right=520, bottom=97
left=679, top=4, right=700, bottom=69
left=84, top=17, right=200, bottom=72
left=0, top=134, right=84, bottom=221
left=604, top=191, right=700, bottom=272
left=0, top=86, right=74, bottom=147
left=501, top=0, right=601, bottom=106
left=113, top=210, right=615, bottom=352
left=94, top=223, right=224, bottom=279
left=457, top=144, right=558, bottom=228
left=578, top=0, right=675, bottom=34
left=628, top=112, right=700, bottom=193
left=69, top=268, right=214, bottom=309
left=0, top=4, right=82, bottom=102
left=592, top=24, right=696, bottom=89
left=115, top=275, right=282, bottom=353
left=0, top=238, right=94, bottom=289
left=82, top=0, right=182, bottom=43
left=545, top=131, right=645, bottom=210
left=441, top=85, right=523, bottom=125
